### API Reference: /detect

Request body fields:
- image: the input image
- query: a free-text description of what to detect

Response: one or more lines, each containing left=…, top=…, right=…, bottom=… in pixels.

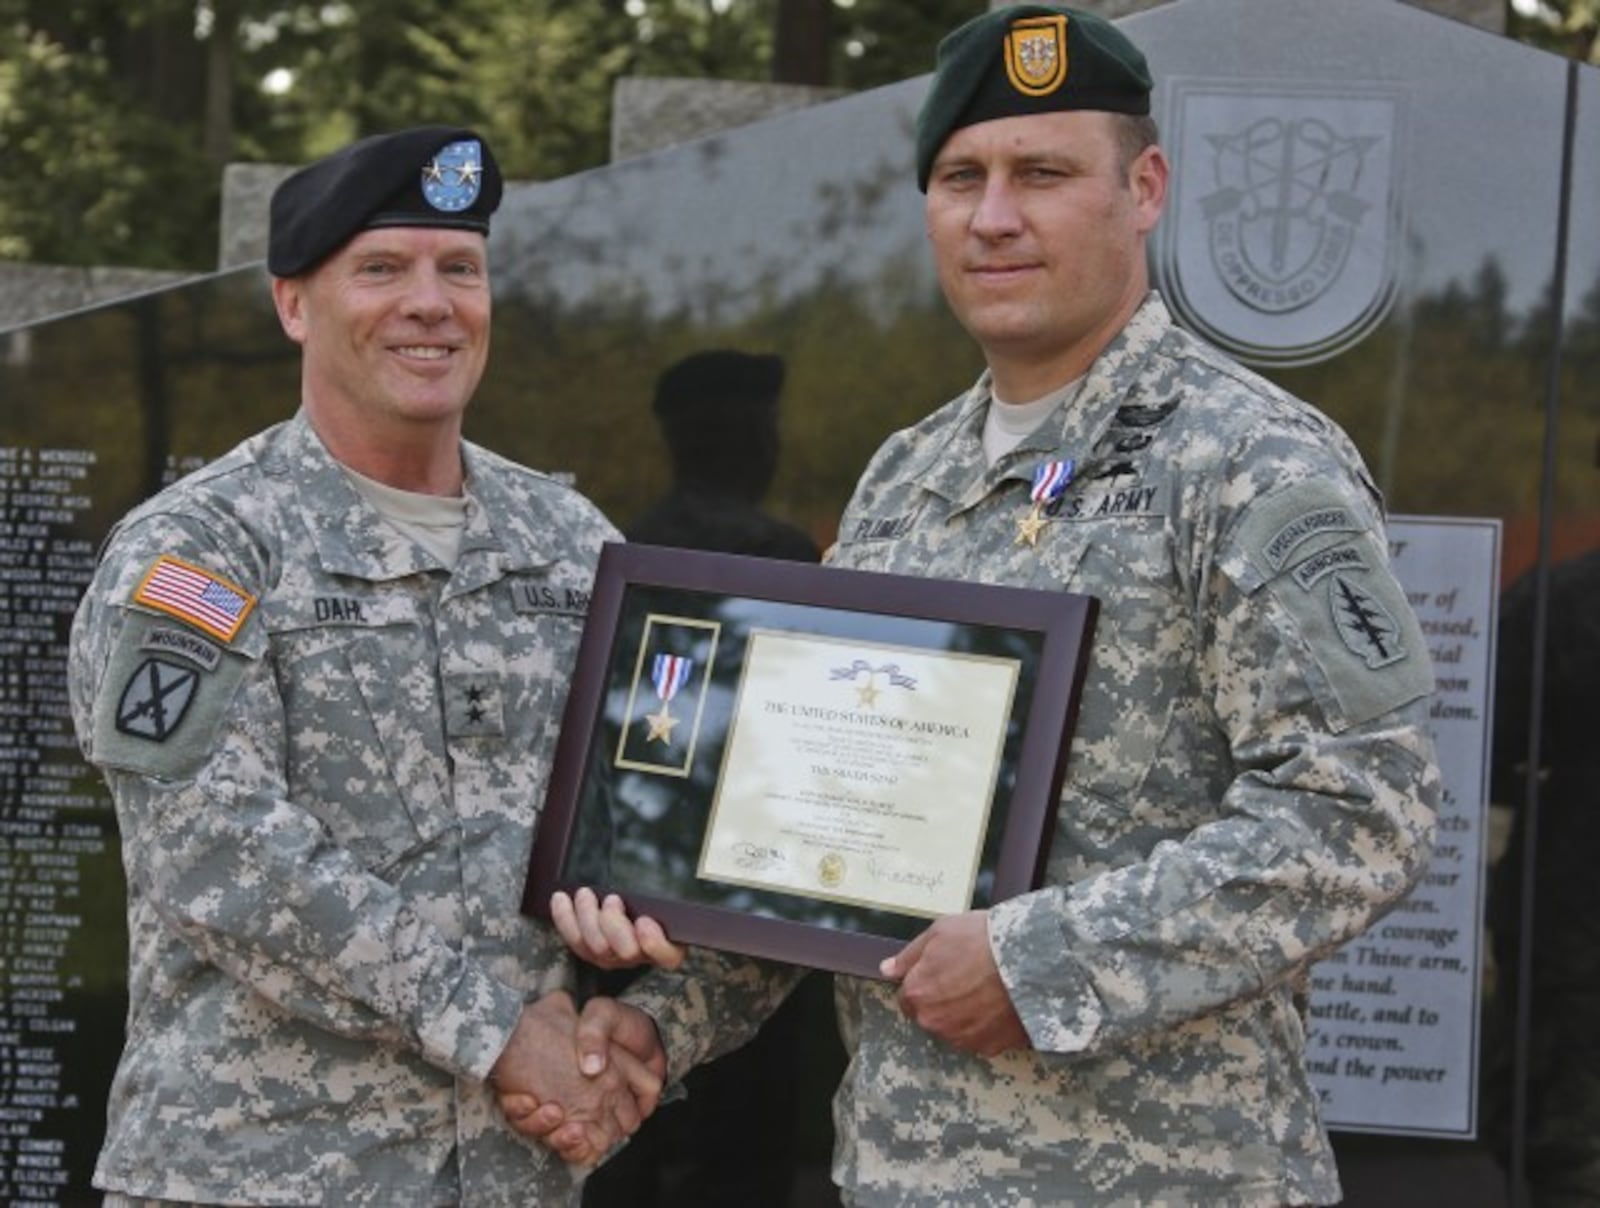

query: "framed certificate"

left=521, top=543, right=1097, bottom=978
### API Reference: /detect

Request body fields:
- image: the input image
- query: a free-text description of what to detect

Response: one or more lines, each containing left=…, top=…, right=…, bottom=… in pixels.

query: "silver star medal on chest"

left=644, top=653, right=693, bottom=744
left=1016, top=459, right=1074, bottom=546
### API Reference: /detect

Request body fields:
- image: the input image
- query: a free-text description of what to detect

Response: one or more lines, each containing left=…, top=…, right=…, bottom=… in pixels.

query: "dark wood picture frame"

left=521, top=543, right=1097, bottom=978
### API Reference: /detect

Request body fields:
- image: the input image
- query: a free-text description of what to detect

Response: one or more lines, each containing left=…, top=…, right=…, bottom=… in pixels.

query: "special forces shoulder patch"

left=1278, top=540, right=1430, bottom=727
left=1327, top=570, right=1407, bottom=670
left=1229, top=482, right=1431, bottom=731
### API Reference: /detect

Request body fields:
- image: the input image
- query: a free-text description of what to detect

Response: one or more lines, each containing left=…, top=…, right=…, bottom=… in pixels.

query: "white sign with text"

left=1309, top=515, right=1500, bottom=1138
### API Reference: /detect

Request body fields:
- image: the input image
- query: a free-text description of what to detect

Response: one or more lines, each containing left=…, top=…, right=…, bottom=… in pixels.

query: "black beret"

left=268, top=125, right=503, bottom=277
left=915, top=5, right=1152, bottom=191
left=652, top=350, right=786, bottom=421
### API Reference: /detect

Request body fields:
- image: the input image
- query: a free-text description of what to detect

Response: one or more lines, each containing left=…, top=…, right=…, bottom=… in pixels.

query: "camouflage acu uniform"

left=68, top=412, right=616, bottom=1206
left=629, top=294, right=1440, bottom=1207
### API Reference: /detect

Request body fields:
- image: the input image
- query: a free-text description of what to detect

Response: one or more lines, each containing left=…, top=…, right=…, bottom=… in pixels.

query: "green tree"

left=1509, top=0, right=1600, bottom=63
left=9, top=0, right=1590, bottom=272
left=0, top=1, right=221, bottom=266
left=0, top=0, right=980, bottom=270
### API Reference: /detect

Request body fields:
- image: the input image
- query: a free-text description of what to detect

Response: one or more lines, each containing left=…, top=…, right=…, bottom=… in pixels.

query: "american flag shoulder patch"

left=132, top=554, right=257, bottom=644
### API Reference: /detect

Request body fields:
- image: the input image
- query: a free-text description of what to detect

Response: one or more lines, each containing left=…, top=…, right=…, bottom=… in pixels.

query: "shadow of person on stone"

left=581, top=348, right=842, bottom=1208
left=1482, top=541, right=1600, bottom=1208
left=623, top=349, right=822, bottom=564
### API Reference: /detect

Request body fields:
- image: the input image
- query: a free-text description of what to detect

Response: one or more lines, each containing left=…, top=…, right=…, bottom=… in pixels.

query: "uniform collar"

left=908, top=377, right=994, bottom=505
left=263, top=413, right=549, bottom=583
left=454, top=441, right=563, bottom=579
left=909, top=292, right=1175, bottom=504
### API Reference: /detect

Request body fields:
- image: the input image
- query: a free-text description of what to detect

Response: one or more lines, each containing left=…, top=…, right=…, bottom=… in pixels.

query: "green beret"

left=268, top=125, right=503, bottom=277
left=915, top=5, right=1152, bottom=191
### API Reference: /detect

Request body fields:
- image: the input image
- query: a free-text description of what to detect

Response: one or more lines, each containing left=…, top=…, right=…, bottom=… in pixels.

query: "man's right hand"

left=489, top=991, right=664, bottom=1165
left=497, top=995, right=666, bottom=1158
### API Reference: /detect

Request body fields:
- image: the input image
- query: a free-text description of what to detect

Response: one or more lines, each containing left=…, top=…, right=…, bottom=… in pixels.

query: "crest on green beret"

left=914, top=5, right=1152, bottom=192
left=1005, top=14, right=1069, bottom=97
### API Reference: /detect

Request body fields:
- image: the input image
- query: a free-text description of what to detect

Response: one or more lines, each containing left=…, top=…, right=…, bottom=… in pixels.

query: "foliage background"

left=3, top=2, right=1596, bottom=271
left=0, top=0, right=986, bottom=268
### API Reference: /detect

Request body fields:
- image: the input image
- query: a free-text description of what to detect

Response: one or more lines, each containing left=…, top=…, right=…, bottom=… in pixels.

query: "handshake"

left=494, top=882, right=1029, bottom=1166
left=490, top=889, right=687, bottom=1166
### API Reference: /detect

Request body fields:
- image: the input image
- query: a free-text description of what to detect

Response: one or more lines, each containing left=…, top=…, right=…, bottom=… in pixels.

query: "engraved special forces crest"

left=1156, top=84, right=1404, bottom=367
left=1004, top=14, right=1069, bottom=97
left=421, top=139, right=485, bottom=213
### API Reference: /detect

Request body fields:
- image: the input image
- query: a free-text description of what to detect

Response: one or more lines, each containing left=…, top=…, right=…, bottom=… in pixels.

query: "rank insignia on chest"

left=445, top=671, right=505, bottom=738
left=1017, top=459, right=1075, bottom=547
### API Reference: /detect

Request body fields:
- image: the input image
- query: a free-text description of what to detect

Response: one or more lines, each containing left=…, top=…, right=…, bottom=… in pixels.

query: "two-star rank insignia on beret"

left=421, top=139, right=485, bottom=214
left=1005, top=14, right=1069, bottom=97
left=132, top=554, right=257, bottom=643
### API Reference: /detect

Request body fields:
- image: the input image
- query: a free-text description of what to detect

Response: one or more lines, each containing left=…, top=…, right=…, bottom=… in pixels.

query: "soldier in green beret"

left=515, top=7, right=1441, bottom=1205
left=69, top=127, right=672, bottom=1206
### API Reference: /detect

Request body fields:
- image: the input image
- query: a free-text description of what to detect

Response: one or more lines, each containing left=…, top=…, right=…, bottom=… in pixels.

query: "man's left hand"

left=880, top=909, right=1030, bottom=1057
left=552, top=887, right=686, bottom=971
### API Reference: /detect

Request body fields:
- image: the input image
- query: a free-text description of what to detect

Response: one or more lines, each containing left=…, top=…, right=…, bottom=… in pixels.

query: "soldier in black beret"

left=262, top=126, right=512, bottom=481
left=267, top=125, right=504, bottom=277
left=72, top=124, right=675, bottom=1207
left=624, top=349, right=822, bottom=562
